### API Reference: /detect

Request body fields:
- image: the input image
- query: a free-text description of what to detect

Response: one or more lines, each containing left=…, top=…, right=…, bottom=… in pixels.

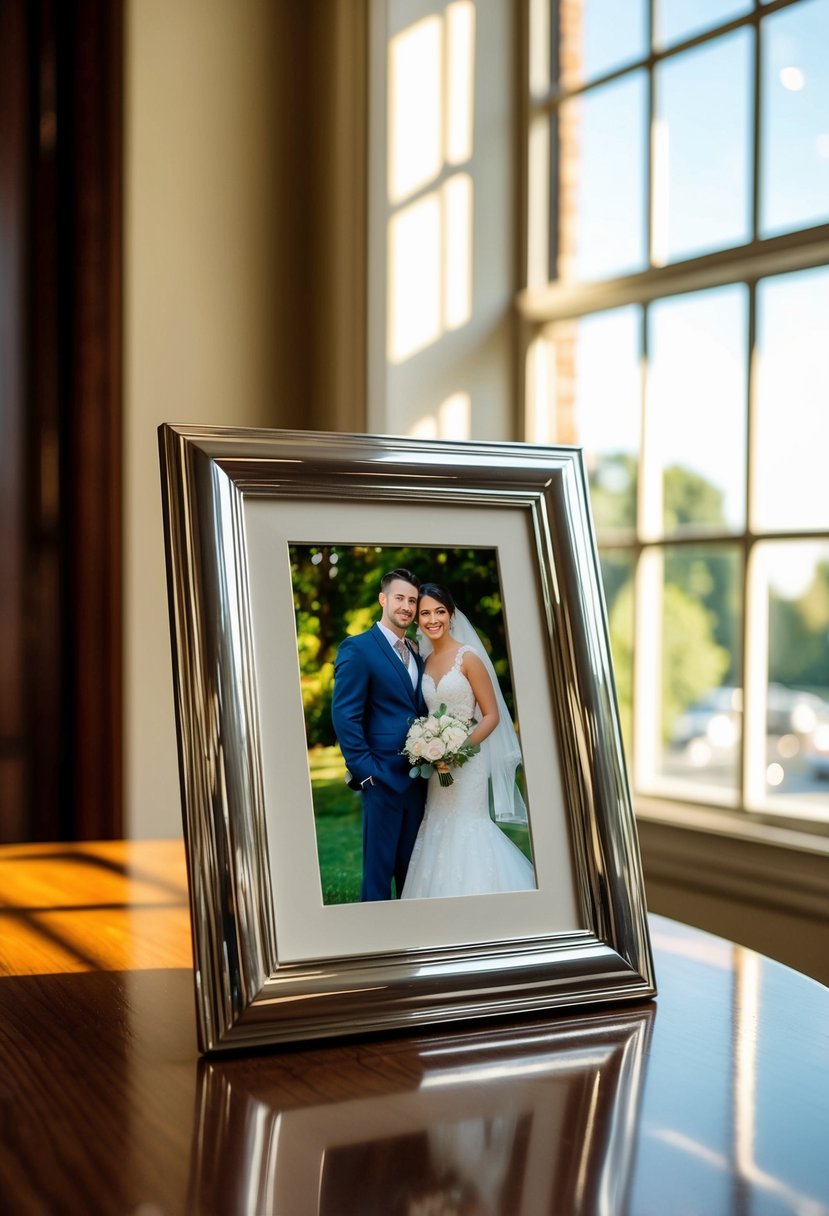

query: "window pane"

left=600, top=549, right=635, bottom=755
left=652, top=30, right=752, bottom=264
left=655, top=0, right=751, bottom=49
left=640, top=546, right=743, bottom=799
left=564, top=308, right=641, bottom=530
left=557, top=74, right=647, bottom=280
left=646, top=287, right=747, bottom=537
left=760, top=0, right=829, bottom=236
left=753, top=541, right=829, bottom=820
left=558, top=0, right=648, bottom=89
left=754, top=266, right=829, bottom=532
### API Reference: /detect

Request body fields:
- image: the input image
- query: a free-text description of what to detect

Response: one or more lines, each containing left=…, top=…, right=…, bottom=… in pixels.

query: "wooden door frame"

left=63, top=0, right=124, bottom=839
left=0, top=0, right=123, bottom=841
left=0, top=0, right=29, bottom=840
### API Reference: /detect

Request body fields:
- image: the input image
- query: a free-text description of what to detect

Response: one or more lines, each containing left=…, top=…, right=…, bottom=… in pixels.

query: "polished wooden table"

left=1, top=840, right=828, bottom=1215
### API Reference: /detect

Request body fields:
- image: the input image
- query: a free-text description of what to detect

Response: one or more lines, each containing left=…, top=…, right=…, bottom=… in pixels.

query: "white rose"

left=443, top=725, right=468, bottom=751
left=423, top=716, right=440, bottom=735
left=423, top=737, right=447, bottom=762
left=407, top=723, right=425, bottom=742
left=408, top=738, right=425, bottom=758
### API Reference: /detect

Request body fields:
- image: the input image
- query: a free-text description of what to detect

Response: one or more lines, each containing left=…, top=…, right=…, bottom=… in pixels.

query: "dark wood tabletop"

left=1, top=839, right=827, bottom=1215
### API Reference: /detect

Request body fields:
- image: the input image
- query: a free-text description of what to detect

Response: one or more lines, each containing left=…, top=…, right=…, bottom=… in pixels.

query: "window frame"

left=518, top=0, right=829, bottom=839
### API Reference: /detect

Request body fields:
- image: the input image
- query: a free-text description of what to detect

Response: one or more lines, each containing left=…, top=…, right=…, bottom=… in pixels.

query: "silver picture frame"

left=159, top=425, right=655, bottom=1053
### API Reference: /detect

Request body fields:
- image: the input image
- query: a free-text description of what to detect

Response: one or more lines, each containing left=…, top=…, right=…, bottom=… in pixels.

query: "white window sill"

left=634, top=796, right=829, bottom=923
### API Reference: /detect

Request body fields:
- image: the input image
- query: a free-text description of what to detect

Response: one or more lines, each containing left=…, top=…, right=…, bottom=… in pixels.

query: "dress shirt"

left=377, top=621, right=418, bottom=688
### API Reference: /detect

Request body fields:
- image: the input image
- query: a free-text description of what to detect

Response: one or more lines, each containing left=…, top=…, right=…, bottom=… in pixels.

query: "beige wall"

left=124, top=0, right=313, bottom=836
left=123, top=0, right=519, bottom=836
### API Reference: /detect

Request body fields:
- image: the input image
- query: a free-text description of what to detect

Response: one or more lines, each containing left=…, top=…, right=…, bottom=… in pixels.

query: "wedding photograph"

left=289, top=544, right=536, bottom=906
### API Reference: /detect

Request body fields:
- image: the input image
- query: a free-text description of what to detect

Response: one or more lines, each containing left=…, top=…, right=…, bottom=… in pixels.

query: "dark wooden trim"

left=29, top=0, right=65, bottom=840
left=63, top=0, right=124, bottom=838
left=0, top=0, right=30, bottom=840
left=0, top=0, right=123, bottom=842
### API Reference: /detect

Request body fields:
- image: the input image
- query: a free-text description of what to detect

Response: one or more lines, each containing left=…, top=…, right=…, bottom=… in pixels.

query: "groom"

left=332, top=567, right=428, bottom=901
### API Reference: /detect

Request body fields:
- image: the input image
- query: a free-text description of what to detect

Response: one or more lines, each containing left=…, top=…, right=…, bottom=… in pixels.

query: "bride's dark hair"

left=417, top=582, right=456, bottom=614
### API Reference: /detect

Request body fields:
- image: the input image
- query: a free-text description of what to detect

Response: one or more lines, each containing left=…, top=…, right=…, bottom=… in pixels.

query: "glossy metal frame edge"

left=158, top=425, right=655, bottom=1052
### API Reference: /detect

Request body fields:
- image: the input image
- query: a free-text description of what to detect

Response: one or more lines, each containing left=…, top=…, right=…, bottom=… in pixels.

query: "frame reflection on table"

left=189, top=1011, right=652, bottom=1216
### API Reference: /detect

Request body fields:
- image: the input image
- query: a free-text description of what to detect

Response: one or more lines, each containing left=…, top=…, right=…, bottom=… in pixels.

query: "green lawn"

left=310, top=747, right=363, bottom=904
left=309, top=746, right=535, bottom=905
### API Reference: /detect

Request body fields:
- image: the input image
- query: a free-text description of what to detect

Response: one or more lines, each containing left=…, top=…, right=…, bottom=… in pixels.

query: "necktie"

left=394, top=638, right=410, bottom=668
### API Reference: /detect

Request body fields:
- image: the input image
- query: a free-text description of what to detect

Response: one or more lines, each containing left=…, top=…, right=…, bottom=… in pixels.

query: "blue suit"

left=332, top=624, right=428, bottom=900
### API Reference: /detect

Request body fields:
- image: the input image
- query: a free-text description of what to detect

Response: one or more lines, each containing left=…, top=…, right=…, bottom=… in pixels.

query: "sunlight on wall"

left=524, top=334, right=556, bottom=443
left=409, top=391, right=472, bottom=440
left=388, top=16, right=442, bottom=203
left=387, top=3, right=475, bottom=367
left=445, top=1, right=475, bottom=164
left=388, top=194, right=442, bottom=358
left=444, top=173, right=473, bottom=327
left=387, top=173, right=473, bottom=363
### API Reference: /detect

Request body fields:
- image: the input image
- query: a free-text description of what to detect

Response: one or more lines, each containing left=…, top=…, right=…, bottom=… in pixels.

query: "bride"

left=401, top=582, right=536, bottom=900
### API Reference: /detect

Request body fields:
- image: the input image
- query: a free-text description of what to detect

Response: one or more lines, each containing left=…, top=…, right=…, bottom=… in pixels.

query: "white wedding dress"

left=401, top=646, right=536, bottom=900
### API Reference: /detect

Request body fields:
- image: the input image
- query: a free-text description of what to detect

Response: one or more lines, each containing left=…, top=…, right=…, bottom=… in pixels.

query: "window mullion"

left=740, top=284, right=759, bottom=808
left=645, top=0, right=655, bottom=270
left=751, top=8, right=762, bottom=242
left=519, top=223, right=829, bottom=322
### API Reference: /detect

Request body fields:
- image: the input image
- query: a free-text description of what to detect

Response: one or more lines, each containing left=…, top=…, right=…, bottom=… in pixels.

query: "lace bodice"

left=422, top=645, right=476, bottom=721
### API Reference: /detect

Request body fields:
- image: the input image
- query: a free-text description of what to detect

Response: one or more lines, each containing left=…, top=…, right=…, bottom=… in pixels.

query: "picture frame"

left=159, top=425, right=655, bottom=1053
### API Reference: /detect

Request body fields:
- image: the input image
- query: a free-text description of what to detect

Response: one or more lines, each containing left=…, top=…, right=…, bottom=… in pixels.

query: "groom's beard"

left=387, top=613, right=414, bottom=632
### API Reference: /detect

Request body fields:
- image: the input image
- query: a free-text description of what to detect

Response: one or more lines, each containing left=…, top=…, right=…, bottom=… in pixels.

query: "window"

left=523, top=0, right=829, bottom=826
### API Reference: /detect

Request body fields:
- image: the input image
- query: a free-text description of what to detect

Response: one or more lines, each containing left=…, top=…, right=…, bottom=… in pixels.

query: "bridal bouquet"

left=402, top=704, right=480, bottom=787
